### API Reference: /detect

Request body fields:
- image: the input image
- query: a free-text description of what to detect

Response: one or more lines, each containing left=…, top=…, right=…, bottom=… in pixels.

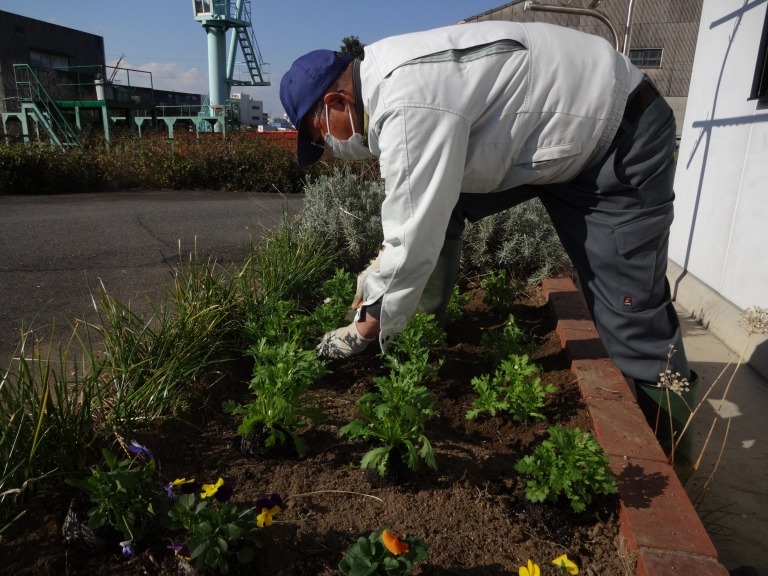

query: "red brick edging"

left=542, top=278, right=729, bottom=576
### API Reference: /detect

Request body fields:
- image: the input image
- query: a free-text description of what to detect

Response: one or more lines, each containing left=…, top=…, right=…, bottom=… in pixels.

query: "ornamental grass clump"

left=244, top=215, right=335, bottom=314
left=339, top=528, right=428, bottom=576
left=85, top=278, right=231, bottom=436
left=467, top=354, right=554, bottom=422
left=514, top=426, right=618, bottom=513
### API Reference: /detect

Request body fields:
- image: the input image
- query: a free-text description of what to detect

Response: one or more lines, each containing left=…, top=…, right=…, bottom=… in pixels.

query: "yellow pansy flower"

left=200, top=477, right=224, bottom=499
left=256, top=505, right=281, bottom=527
left=519, top=559, right=540, bottom=576
left=552, top=554, right=579, bottom=575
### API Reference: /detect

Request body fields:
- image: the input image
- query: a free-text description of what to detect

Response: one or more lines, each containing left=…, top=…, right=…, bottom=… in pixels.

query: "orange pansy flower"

left=382, top=529, right=409, bottom=555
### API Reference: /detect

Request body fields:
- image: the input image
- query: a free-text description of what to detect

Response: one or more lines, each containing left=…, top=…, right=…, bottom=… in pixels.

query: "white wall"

left=670, top=0, right=768, bottom=312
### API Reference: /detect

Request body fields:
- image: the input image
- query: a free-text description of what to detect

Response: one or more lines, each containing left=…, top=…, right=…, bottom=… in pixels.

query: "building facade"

left=668, top=0, right=768, bottom=378
left=231, top=92, right=266, bottom=127
left=0, top=9, right=105, bottom=113
left=460, top=0, right=704, bottom=135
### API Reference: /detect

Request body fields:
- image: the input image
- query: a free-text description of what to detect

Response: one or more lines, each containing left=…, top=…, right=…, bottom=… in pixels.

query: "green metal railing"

left=13, top=64, right=81, bottom=148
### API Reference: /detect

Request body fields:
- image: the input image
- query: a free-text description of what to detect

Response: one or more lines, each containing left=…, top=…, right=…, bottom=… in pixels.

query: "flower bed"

left=1, top=282, right=630, bottom=575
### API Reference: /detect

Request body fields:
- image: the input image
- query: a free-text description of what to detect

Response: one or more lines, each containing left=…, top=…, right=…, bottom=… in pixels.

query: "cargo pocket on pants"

left=613, top=208, right=673, bottom=311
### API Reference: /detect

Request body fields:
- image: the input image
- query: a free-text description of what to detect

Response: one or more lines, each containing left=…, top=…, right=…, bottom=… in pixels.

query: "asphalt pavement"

left=0, top=190, right=304, bottom=364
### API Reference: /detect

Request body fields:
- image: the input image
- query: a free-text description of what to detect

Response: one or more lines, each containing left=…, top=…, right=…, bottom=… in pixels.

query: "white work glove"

left=316, top=322, right=375, bottom=360
left=349, top=249, right=384, bottom=316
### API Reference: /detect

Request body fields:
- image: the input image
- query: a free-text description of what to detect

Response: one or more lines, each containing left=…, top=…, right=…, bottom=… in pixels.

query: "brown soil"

left=2, top=284, right=629, bottom=576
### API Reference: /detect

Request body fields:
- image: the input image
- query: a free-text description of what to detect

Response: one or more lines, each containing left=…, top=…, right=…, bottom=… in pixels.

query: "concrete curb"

left=542, top=277, right=729, bottom=576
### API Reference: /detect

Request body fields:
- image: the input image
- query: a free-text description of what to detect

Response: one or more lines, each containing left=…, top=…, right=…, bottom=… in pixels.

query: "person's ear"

left=323, top=91, right=347, bottom=109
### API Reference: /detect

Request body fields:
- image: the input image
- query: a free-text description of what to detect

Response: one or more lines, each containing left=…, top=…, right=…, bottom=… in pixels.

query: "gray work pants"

left=448, top=83, right=690, bottom=383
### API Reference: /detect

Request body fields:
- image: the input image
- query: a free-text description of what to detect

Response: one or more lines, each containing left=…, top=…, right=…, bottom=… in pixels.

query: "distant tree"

left=339, top=36, right=366, bottom=60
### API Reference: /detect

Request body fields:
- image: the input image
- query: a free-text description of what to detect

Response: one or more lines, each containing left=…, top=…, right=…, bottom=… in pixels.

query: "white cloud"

left=108, top=59, right=208, bottom=96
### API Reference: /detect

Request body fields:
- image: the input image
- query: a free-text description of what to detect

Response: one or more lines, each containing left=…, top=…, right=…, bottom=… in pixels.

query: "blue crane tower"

left=193, top=0, right=270, bottom=111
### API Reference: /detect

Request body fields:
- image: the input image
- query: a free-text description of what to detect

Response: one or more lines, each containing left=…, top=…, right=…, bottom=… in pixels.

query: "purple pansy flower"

left=168, top=544, right=191, bottom=560
left=119, top=539, right=134, bottom=558
left=127, top=440, right=153, bottom=460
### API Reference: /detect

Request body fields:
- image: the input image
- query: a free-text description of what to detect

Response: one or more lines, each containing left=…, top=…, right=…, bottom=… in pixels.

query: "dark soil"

left=2, top=283, right=630, bottom=576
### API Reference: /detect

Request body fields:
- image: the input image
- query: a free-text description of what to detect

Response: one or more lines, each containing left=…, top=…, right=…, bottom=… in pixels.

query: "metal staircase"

left=230, top=0, right=269, bottom=86
left=13, top=64, right=81, bottom=149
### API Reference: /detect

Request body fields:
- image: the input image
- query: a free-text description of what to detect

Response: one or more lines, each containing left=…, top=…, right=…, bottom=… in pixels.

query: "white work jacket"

left=358, top=21, right=643, bottom=349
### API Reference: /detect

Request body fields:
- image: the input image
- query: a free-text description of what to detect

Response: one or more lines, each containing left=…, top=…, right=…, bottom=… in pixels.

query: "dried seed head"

left=742, top=306, right=768, bottom=335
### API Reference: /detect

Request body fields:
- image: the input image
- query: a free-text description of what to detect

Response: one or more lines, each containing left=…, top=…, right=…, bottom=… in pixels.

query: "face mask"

left=323, top=102, right=372, bottom=161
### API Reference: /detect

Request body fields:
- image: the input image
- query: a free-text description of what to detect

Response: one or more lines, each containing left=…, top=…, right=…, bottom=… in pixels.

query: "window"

left=29, top=50, right=69, bottom=71
left=629, top=48, right=663, bottom=68
left=750, top=7, right=768, bottom=101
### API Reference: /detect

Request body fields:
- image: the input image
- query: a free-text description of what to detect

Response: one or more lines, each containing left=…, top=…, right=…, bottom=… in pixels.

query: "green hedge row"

left=0, top=131, right=377, bottom=195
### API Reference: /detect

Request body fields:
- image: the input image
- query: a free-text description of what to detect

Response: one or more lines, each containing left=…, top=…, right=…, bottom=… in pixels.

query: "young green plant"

left=467, top=354, right=553, bottom=422
left=339, top=528, right=428, bottom=576
left=65, top=442, right=167, bottom=549
left=515, top=426, right=618, bottom=513
left=223, top=337, right=326, bottom=458
left=480, top=314, right=535, bottom=363
left=167, top=479, right=263, bottom=574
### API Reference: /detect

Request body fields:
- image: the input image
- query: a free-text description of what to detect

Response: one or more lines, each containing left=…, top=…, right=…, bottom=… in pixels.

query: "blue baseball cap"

left=280, top=50, right=354, bottom=167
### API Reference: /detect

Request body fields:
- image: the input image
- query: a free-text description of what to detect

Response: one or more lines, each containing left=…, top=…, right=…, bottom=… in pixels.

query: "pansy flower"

left=163, top=477, right=198, bottom=498
left=119, top=539, right=134, bottom=558
left=552, top=554, right=578, bottom=575
left=200, top=478, right=234, bottom=501
left=382, top=529, right=409, bottom=555
left=201, top=477, right=226, bottom=499
left=167, top=544, right=191, bottom=560
left=519, top=559, right=540, bottom=576
left=127, top=440, right=153, bottom=460
left=255, top=493, right=283, bottom=528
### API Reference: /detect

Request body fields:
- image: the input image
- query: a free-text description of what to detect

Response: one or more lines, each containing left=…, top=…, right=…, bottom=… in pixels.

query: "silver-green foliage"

left=297, top=167, right=385, bottom=272
left=462, top=198, right=570, bottom=282
left=514, top=426, right=618, bottom=512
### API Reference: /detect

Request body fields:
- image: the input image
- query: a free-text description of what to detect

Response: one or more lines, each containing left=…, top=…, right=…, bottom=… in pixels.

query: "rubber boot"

left=416, top=236, right=463, bottom=326
left=634, top=371, right=699, bottom=481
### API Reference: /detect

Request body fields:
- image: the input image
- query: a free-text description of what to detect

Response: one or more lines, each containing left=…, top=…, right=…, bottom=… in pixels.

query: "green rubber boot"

left=416, top=236, right=463, bottom=326
left=635, top=379, right=700, bottom=481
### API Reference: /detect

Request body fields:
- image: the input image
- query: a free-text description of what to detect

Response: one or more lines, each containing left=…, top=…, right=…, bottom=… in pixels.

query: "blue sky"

left=0, top=0, right=501, bottom=119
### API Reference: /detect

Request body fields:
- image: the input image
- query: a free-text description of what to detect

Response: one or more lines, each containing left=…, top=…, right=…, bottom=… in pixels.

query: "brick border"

left=542, top=278, right=729, bottom=576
